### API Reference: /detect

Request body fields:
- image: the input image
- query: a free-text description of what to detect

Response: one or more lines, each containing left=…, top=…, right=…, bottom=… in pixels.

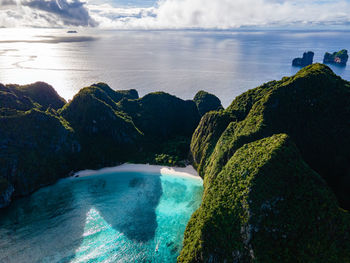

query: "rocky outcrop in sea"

left=292, top=51, right=314, bottom=67
left=323, top=49, right=348, bottom=66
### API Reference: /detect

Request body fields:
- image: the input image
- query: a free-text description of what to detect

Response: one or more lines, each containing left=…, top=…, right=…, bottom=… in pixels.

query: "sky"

left=1, top=0, right=350, bottom=29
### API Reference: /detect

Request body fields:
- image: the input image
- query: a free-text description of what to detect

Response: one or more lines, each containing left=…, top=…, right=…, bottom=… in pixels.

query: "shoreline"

left=74, top=163, right=202, bottom=180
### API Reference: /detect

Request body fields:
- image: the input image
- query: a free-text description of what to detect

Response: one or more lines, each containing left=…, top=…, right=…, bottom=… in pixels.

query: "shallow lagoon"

left=0, top=168, right=203, bottom=263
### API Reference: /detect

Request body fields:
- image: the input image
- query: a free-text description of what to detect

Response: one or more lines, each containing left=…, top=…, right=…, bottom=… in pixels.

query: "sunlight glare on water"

left=1, top=28, right=349, bottom=107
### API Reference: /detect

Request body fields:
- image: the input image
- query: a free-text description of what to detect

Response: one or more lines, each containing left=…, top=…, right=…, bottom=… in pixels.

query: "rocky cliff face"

left=118, top=92, right=201, bottom=140
left=292, top=51, right=314, bottom=67
left=1, top=67, right=350, bottom=262
left=60, top=84, right=142, bottom=169
left=193, top=90, right=223, bottom=117
left=60, top=84, right=205, bottom=168
left=323, top=49, right=348, bottom=66
left=0, top=84, right=36, bottom=111
left=0, top=82, right=214, bottom=207
left=0, top=109, right=79, bottom=204
left=116, top=91, right=202, bottom=165
left=179, top=64, right=350, bottom=262
left=5, top=82, right=66, bottom=110
left=0, top=83, right=78, bottom=207
left=0, top=178, right=14, bottom=208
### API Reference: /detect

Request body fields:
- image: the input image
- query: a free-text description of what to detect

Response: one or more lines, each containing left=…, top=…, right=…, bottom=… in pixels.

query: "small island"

left=67, top=30, right=78, bottom=34
left=323, top=49, right=348, bottom=66
left=292, top=51, right=314, bottom=67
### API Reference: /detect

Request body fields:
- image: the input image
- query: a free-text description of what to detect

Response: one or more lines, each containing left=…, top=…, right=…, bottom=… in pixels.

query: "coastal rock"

left=60, top=84, right=201, bottom=168
left=118, top=92, right=201, bottom=140
left=0, top=178, right=14, bottom=208
left=190, top=111, right=233, bottom=175
left=90, top=82, right=139, bottom=102
left=2, top=64, right=350, bottom=263
left=117, top=92, right=201, bottom=165
left=292, top=51, right=314, bottom=67
left=180, top=134, right=350, bottom=262
left=193, top=90, right=223, bottom=116
left=5, top=82, right=66, bottom=110
left=180, top=64, right=350, bottom=262
left=0, top=108, right=78, bottom=204
left=0, top=82, right=79, bottom=207
left=323, top=49, right=348, bottom=66
left=60, top=84, right=142, bottom=168
left=0, top=83, right=36, bottom=111
left=0, top=81, right=203, bottom=207
left=217, top=64, right=350, bottom=210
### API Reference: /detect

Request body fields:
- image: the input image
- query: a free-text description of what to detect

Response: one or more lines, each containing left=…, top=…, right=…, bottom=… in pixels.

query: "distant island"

left=1, top=64, right=350, bottom=262
left=292, top=51, right=314, bottom=67
left=67, top=30, right=78, bottom=34
left=323, top=49, right=348, bottom=66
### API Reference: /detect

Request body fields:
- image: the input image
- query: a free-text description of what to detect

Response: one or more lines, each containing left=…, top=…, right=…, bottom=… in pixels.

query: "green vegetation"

left=194, top=64, right=350, bottom=210
left=193, top=90, right=223, bottom=116
left=5, top=82, right=66, bottom=110
left=323, top=49, right=348, bottom=66
left=180, top=64, right=350, bottom=262
left=116, top=91, right=201, bottom=166
left=91, top=82, right=139, bottom=102
left=1, top=65, right=350, bottom=262
left=0, top=81, right=206, bottom=206
left=117, top=91, right=200, bottom=140
left=60, top=85, right=201, bottom=168
left=190, top=111, right=233, bottom=175
left=0, top=108, right=77, bottom=197
left=0, top=84, right=36, bottom=111
left=179, top=134, right=350, bottom=262
left=60, top=84, right=142, bottom=169
left=132, top=136, right=192, bottom=167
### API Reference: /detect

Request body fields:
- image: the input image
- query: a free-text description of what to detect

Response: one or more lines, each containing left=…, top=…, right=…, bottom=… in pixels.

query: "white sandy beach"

left=74, top=163, right=202, bottom=180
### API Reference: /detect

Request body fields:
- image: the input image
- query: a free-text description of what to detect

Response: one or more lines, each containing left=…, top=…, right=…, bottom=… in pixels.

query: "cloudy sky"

left=1, top=0, right=350, bottom=29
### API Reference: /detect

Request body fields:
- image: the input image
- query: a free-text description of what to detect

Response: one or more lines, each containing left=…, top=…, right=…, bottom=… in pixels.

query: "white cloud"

left=1, top=0, right=350, bottom=28
left=87, top=0, right=350, bottom=29
left=0, top=0, right=96, bottom=27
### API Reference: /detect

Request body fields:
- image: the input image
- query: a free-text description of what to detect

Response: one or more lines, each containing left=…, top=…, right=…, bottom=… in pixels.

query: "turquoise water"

left=0, top=171, right=203, bottom=263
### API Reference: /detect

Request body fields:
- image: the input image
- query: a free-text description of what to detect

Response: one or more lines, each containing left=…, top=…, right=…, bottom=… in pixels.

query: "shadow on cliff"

left=0, top=172, right=162, bottom=262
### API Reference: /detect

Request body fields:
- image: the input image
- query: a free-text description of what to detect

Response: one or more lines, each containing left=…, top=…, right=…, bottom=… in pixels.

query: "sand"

left=74, top=163, right=202, bottom=180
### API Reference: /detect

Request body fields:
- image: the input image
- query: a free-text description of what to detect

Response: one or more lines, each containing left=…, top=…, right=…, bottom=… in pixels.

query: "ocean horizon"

left=1, top=28, right=349, bottom=107
left=2, top=0, right=350, bottom=261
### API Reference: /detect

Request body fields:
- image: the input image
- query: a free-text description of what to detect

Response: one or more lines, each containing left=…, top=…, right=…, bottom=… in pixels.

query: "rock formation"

left=1, top=65, right=350, bottom=262
left=193, top=90, right=223, bottom=116
left=0, top=82, right=217, bottom=206
left=323, top=49, right=348, bottom=66
left=179, top=64, right=350, bottom=262
left=292, top=51, right=314, bottom=67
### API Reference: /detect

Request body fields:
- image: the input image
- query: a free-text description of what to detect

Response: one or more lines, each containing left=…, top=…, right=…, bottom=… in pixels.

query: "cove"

left=0, top=164, right=203, bottom=263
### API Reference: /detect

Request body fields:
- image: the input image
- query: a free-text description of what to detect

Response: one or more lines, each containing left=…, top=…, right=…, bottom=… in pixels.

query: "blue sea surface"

left=0, top=171, right=203, bottom=263
left=0, top=29, right=349, bottom=107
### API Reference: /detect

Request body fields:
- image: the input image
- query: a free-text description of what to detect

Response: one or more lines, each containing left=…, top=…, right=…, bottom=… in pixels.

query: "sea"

left=0, top=29, right=349, bottom=107
left=0, top=170, right=203, bottom=262
left=0, top=28, right=349, bottom=262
